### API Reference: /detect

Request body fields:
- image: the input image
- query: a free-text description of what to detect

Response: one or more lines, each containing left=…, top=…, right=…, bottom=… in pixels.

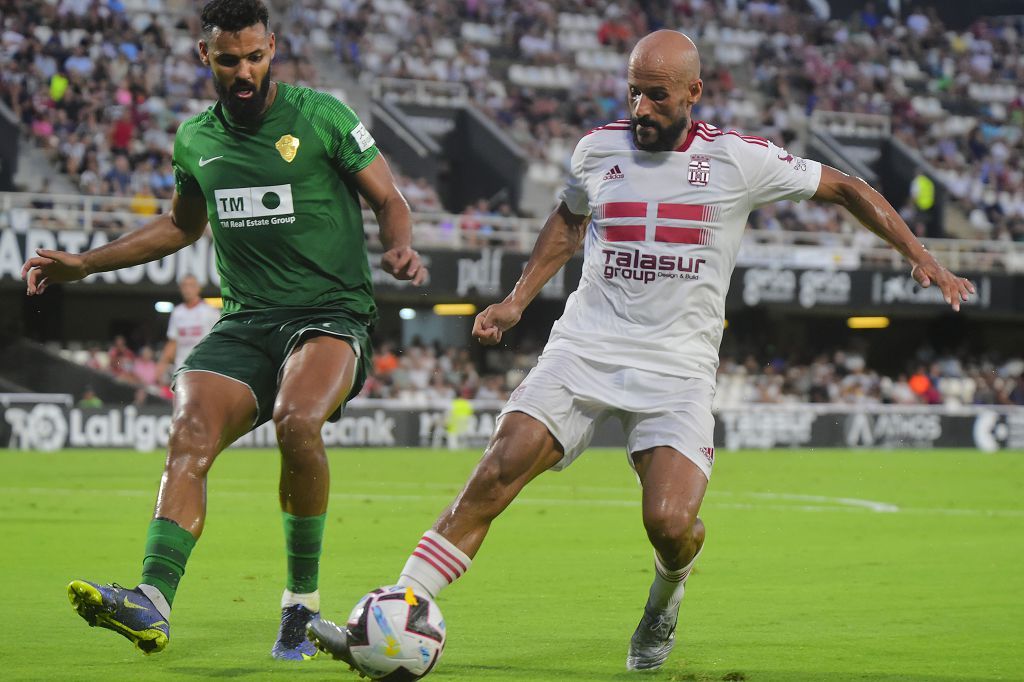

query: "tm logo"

left=214, top=184, right=294, bottom=219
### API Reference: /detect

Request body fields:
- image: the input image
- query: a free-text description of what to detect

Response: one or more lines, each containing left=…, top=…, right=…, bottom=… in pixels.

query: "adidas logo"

left=603, top=164, right=624, bottom=181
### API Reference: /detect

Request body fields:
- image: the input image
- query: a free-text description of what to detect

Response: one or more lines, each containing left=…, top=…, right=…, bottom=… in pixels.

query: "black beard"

left=216, top=65, right=272, bottom=124
left=631, top=113, right=690, bottom=152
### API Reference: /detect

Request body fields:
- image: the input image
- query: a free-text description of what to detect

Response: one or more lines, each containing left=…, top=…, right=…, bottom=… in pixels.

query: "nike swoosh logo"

left=123, top=596, right=148, bottom=610
left=199, top=155, right=224, bottom=167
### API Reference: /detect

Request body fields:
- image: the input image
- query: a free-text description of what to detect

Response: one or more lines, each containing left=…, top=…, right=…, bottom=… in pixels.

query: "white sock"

left=137, top=583, right=171, bottom=621
left=397, top=530, right=472, bottom=599
left=281, top=589, right=320, bottom=613
left=648, top=546, right=702, bottom=611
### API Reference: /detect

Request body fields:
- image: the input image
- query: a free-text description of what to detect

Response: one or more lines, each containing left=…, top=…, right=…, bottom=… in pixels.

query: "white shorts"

left=499, top=350, right=716, bottom=479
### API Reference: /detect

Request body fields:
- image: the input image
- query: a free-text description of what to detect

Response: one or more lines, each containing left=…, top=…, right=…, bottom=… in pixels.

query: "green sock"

left=141, top=517, right=197, bottom=607
left=283, top=512, right=326, bottom=593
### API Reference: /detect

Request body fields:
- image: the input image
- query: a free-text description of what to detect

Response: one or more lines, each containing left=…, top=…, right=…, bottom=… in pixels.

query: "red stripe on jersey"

left=420, top=535, right=468, bottom=573
left=725, top=131, right=768, bottom=147
left=654, top=226, right=705, bottom=244
left=603, top=202, right=647, bottom=218
left=696, top=123, right=770, bottom=147
left=412, top=551, right=455, bottom=582
left=657, top=203, right=708, bottom=221
left=585, top=119, right=632, bottom=136
left=605, top=225, right=646, bottom=241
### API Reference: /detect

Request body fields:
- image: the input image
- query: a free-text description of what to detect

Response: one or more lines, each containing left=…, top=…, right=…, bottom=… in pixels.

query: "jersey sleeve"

left=745, top=140, right=822, bottom=209
left=304, top=92, right=379, bottom=175
left=172, top=124, right=202, bottom=198
left=558, top=137, right=592, bottom=216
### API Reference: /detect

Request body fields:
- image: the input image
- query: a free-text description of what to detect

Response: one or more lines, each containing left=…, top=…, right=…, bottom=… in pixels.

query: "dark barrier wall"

left=396, top=103, right=526, bottom=210
left=2, top=233, right=1021, bottom=315
left=0, top=104, right=19, bottom=191
left=3, top=399, right=1023, bottom=452
left=827, top=0, right=1023, bottom=30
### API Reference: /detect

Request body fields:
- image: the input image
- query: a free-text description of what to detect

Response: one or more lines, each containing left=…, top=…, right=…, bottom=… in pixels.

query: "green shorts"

left=174, top=307, right=374, bottom=428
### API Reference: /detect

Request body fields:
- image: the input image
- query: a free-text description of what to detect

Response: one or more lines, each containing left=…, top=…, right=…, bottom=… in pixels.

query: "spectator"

left=132, top=346, right=159, bottom=386
left=154, top=275, right=221, bottom=385
left=108, top=335, right=135, bottom=380
left=78, top=387, right=103, bottom=408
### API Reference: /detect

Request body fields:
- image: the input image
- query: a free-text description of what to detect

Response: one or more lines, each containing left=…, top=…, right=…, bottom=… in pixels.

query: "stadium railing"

left=368, top=77, right=470, bottom=106
left=2, top=191, right=1022, bottom=273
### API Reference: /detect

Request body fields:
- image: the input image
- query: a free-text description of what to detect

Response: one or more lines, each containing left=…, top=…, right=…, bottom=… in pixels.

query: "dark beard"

left=631, top=113, right=690, bottom=152
left=215, top=64, right=272, bottom=124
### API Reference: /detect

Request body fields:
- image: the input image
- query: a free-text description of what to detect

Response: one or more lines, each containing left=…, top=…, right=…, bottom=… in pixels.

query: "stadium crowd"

left=0, top=0, right=317, bottom=201
left=312, top=0, right=1023, bottom=240
left=65, top=333, right=1024, bottom=409
left=9, top=0, right=1020, bottom=243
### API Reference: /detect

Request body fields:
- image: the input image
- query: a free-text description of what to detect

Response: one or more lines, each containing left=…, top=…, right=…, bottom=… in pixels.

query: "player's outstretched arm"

left=355, top=155, right=427, bottom=285
left=154, top=339, right=177, bottom=387
left=812, top=165, right=975, bottom=311
left=22, top=191, right=209, bottom=295
left=473, top=202, right=588, bottom=345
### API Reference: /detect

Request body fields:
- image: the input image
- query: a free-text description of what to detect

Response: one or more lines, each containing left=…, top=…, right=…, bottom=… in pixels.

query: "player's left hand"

left=910, top=254, right=975, bottom=312
left=381, top=247, right=428, bottom=285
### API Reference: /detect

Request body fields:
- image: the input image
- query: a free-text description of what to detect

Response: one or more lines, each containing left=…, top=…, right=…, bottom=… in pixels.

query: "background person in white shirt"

left=313, top=30, right=975, bottom=674
left=155, top=274, right=221, bottom=386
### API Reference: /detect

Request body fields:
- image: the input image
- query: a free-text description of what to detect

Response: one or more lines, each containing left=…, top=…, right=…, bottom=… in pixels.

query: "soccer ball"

left=346, top=585, right=446, bottom=681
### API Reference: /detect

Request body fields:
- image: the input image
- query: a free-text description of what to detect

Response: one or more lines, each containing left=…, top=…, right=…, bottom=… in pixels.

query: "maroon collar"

left=675, top=120, right=702, bottom=152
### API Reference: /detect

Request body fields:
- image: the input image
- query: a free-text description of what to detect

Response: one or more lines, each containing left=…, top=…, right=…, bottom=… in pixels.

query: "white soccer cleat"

left=626, top=603, right=679, bottom=671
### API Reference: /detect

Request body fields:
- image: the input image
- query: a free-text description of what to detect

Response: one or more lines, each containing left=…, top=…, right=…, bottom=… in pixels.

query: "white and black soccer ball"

left=346, top=585, right=446, bottom=681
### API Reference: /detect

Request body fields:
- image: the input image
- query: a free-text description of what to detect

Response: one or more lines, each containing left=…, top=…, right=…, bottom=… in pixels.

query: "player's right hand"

left=22, top=249, right=90, bottom=295
left=910, top=254, right=975, bottom=312
left=472, top=302, right=522, bottom=346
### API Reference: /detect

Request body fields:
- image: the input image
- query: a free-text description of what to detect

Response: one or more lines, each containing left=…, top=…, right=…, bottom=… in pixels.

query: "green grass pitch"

left=1, top=447, right=1022, bottom=681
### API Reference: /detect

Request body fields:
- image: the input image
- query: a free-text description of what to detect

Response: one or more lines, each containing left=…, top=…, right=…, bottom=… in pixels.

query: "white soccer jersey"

left=547, top=119, right=823, bottom=385
left=167, top=301, right=220, bottom=369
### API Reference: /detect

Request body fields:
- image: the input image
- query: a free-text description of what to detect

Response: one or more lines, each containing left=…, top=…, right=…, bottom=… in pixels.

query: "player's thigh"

left=172, top=369, right=259, bottom=452
left=175, top=316, right=277, bottom=428
left=626, top=376, right=716, bottom=522
left=475, top=411, right=566, bottom=489
left=632, top=445, right=709, bottom=525
left=500, top=351, right=607, bottom=470
left=274, top=334, right=358, bottom=422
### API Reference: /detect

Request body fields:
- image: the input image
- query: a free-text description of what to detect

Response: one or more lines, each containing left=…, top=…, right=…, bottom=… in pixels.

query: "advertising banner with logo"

left=3, top=398, right=1022, bottom=452
left=1, top=229, right=1019, bottom=313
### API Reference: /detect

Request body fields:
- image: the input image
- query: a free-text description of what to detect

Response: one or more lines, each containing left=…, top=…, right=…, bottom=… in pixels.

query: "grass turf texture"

left=1, top=448, right=1022, bottom=681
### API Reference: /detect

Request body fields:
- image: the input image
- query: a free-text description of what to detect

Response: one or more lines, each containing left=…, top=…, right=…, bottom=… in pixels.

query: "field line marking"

left=4, top=487, right=1024, bottom=518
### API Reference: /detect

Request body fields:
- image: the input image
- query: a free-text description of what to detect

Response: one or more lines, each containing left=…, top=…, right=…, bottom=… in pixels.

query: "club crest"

left=688, top=154, right=711, bottom=187
left=275, top=134, right=300, bottom=163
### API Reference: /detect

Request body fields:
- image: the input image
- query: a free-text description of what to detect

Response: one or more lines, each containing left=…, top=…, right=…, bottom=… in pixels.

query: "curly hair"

left=200, top=0, right=270, bottom=36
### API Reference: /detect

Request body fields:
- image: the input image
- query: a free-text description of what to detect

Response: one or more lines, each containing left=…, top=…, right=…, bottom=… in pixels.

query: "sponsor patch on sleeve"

left=351, top=123, right=375, bottom=152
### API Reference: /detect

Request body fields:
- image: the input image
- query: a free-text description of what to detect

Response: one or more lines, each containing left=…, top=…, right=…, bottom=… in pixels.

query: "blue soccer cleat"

left=67, top=580, right=170, bottom=654
left=271, top=604, right=321, bottom=660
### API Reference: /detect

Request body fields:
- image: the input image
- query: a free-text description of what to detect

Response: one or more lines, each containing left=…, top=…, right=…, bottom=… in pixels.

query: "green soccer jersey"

left=172, top=82, right=379, bottom=318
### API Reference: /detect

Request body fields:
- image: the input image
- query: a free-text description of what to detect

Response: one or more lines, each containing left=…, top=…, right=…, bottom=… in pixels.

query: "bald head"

left=626, top=31, right=704, bottom=152
left=628, top=30, right=701, bottom=86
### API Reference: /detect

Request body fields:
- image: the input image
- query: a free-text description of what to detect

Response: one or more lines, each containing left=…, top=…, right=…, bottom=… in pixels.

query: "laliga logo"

left=3, top=404, right=69, bottom=451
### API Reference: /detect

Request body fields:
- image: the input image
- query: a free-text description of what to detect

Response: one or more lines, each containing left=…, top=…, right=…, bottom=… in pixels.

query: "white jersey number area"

left=546, top=120, right=822, bottom=386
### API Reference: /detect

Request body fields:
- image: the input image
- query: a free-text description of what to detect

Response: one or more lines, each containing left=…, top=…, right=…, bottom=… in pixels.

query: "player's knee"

left=273, top=409, right=324, bottom=452
left=168, top=408, right=218, bottom=458
left=643, top=508, right=703, bottom=549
